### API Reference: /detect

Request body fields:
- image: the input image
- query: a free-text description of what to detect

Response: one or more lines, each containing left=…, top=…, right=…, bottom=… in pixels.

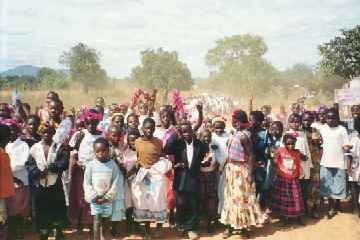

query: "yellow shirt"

left=135, top=137, right=162, bottom=169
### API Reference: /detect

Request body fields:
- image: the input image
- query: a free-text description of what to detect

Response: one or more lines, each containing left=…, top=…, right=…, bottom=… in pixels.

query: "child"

left=26, top=125, right=69, bottom=240
left=68, top=109, right=103, bottom=235
left=84, top=137, right=122, bottom=240
left=132, top=118, right=171, bottom=239
left=287, top=113, right=313, bottom=214
left=0, top=124, right=15, bottom=240
left=211, top=116, right=231, bottom=216
left=5, top=121, right=30, bottom=240
left=199, top=128, right=218, bottom=233
left=121, top=129, right=141, bottom=233
left=317, top=108, right=351, bottom=218
left=272, top=134, right=304, bottom=225
left=107, top=126, right=126, bottom=237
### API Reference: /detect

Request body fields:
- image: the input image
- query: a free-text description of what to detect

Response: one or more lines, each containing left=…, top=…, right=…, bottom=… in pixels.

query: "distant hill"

left=0, top=65, right=69, bottom=77
left=0, top=65, right=41, bottom=77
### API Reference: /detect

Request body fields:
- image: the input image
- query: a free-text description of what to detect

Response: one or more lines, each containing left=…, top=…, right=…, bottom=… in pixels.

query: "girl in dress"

left=84, top=137, right=122, bottom=240
left=26, top=125, right=69, bottom=240
left=272, top=134, right=304, bottom=225
left=121, top=129, right=141, bottom=233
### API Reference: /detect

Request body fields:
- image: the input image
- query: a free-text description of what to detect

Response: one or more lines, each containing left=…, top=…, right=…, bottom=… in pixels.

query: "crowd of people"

left=0, top=89, right=359, bottom=240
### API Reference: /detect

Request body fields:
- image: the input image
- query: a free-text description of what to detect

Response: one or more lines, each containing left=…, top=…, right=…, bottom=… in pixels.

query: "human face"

left=112, top=115, right=124, bottom=128
left=201, top=131, right=212, bottom=145
left=42, top=129, right=54, bottom=144
left=85, top=119, right=99, bottom=134
left=351, top=105, right=360, bottom=119
left=160, top=112, right=171, bottom=129
left=180, top=124, right=193, bottom=143
left=94, top=143, right=109, bottom=162
left=108, top=128, right=121, bottom=144
left=139, top=104, right=148, bottom=115
left=128, top=134, right=138, bottom=150
left=285, top=138, right=296, bottom=151
left=48, top=101, right=61, bottom=119
left=142, top=121, right=155, bottom=139
left=249, top=115, right=261, bottom=129
left=270, top=123, right=283, bottom=139
left=9, top=125, right=19, bottom=142
left=289, top=116, right=301, bottom=131
left=46, top=93, right=57, bottom=105
left=26, top=118, right=40, bottom=136
left=127, top=116, right=139, bottom=130
left=326, top=112, right=338, bottom=128
left=302, top=113, right=314, bottom=130
left=213, top=121, right=225, bottom=136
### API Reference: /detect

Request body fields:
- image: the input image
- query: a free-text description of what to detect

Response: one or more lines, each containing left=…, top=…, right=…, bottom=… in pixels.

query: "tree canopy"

left=318, top=25, right=360, bottom=80
left=130, top=48, right=193, bottom=102
left=59, top=42, right=108, bottom=92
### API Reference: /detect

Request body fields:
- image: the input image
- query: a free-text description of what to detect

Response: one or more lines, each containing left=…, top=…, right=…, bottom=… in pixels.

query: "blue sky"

left=1, top=0, right=359, bottom=78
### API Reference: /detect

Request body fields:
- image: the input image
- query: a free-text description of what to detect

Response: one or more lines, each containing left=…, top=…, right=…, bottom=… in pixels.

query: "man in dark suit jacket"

left=164, top=121, right=207, bottom=240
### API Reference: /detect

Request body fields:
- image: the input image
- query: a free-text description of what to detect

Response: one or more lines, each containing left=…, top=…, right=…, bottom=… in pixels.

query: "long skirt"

left=35, top=179, right=67, bottom=229
left=217, top=172, right=225, bottom=214
left=68, top=166, right=92, bottom=225
left=220, top=162, right=265, bottom=229
left=320, top=166, right=347, bottom=199
left=6, top=186, right=30, bottom=218
left=272, top=175, right=304, bottom=217
left=199, top=171, right=218, bottom=219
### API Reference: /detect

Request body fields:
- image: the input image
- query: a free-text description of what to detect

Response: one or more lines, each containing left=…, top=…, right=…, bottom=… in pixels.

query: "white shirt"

left=212, top=132, right=231, bottom=169
left=186, top=141, right=194, bottom=167
left=6, top=139, right=30, bottom=186
left=317, top=124, right=350, bottom=169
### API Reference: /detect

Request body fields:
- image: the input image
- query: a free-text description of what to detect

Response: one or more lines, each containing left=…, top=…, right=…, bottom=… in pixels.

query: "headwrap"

left=0, top=118, right=22, bottom=128
left=212, top=116, right=226, bottom=126
left=79, top=107, right=103, bottom=123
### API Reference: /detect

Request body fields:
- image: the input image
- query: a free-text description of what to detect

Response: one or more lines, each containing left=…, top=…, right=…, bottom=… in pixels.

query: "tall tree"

left=59, top=42, right=107, bottom=92
left=38, top=67, right=68, bottom=89
left=131, top=48, right=192, bottom=103
left=318, top=25, right=360, bottom=81
left=205, top=34, right=279, bottom=96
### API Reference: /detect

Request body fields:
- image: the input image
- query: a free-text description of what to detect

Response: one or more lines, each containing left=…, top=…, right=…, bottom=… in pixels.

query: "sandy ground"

left=23, top=210, right=360, bottom=240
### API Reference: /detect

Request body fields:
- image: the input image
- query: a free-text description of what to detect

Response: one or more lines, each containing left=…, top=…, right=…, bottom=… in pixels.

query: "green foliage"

left=38, top=67, right=68, bottom=89
left=318, top=25, right=360, bottom=80
left=205, top=34, right=279, bottom=95
left=59, top=42, right=108, bottom=92
left=0, top=75, right=40, bottom=90
left=131, top=48, right=192, bottom=101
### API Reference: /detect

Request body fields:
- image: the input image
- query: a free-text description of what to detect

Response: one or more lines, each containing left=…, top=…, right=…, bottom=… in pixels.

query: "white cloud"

left=0, top=0, right=359, bottom=77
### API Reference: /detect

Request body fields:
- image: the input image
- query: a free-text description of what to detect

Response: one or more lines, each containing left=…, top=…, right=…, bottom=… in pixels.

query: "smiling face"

left=326, top=111, right=338, bottom=128
left=180, top=123, right=193, bottom=143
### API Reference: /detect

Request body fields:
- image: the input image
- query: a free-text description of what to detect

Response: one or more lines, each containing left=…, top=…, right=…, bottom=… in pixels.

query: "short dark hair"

left=93, top=137, right=110, bottom=149
left=127, top=113, right=139, bottom=122
left=250, top=111, right=265, bottom=123
left=0, top=124, right=11, bottom=143
left=143, top=117, right=155, bottom=127
left=283, top=133, right=297, bottom=144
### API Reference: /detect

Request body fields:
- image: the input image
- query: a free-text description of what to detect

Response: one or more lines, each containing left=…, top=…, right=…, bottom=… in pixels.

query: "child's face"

left=112, top=115, right=124, bottom=128
left=289, top=117, right=301, bottom=130
left=142, top=122, right=155, bottom=139
left=351, top=106, right=360, bottom=119
left=128, top=116, right=139, bottom=130
left=213, top=122, right=225, bottom=136
left=26, top=118, right=39, bottom=135
left=201, top=131, right=212, bottom=145
left=94, top=143, right=109, bottom=162
left=270, top=123, right=283, bottom=138
left=48, top=101, right=61, bottom=119
left=9, top=125, right=19, bottom=142
left=285, top=138, right=296, bottom=151
left=42, top=129, right=54, bottom=143
left=139, top=104, right=148, bottom=115
left=128, top=134, right=138, bottom=150
left=85, top=119, right=99, bottom=134
left=326, top=112, right=338, bottom=127
left=108, top=128, right=121, bottom=144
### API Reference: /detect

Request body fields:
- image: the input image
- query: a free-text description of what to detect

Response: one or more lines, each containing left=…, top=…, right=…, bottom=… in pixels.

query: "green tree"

left=318, top=25, right=360, bottom=80
left=205, top=34, right=279, bottom=95
left=38, top=67, right=68, bottom=89
left=59, top=42, right=108, bottom=92
left=131, top=48, right=192, bottom=103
